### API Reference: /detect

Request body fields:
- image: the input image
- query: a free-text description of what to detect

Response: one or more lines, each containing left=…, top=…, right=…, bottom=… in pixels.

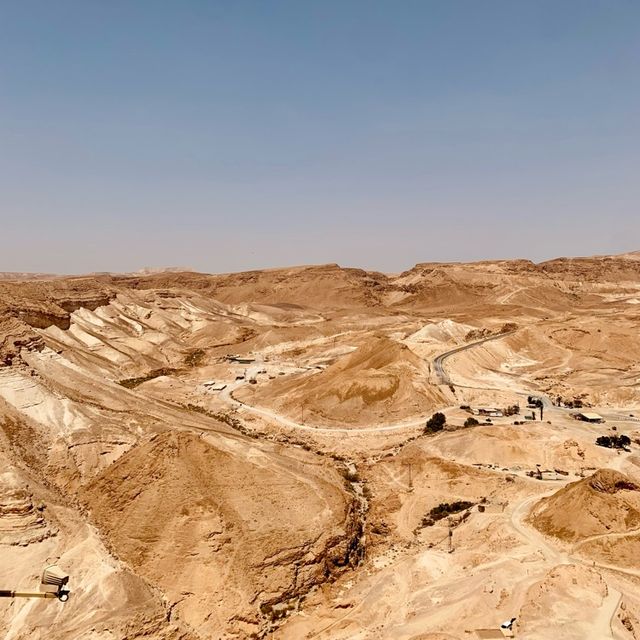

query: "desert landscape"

left=1, top=252, right=640, bottom=639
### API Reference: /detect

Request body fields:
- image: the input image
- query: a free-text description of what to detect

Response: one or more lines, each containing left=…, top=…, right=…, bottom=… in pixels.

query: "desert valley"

left=1, top=252, right=640, bottom=640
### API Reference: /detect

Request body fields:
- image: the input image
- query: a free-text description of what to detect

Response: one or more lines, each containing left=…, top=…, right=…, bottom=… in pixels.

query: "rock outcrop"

left=0, top=470, right=56, bottom=546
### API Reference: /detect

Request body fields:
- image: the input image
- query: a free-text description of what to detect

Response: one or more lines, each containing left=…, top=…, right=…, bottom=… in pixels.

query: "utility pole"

left=402, top=462, right=413, bottom=491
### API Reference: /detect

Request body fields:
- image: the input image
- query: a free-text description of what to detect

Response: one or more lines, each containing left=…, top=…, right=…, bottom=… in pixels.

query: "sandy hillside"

left=429, top=423, right=614, bottom=473
left=1, top=252, right=640, bottom=638
left=238, top=335, right=446, bottom=426
left=530, top=469, right=640, bottom=542
left=80, top=431, right=357, bottom=638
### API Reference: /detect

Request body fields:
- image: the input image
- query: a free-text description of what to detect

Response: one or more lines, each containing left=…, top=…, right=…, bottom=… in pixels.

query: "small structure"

left=226, top=355, right=255, bottom=365
left=203, top=381, right=227, bottom=391
left=476, top=408, right=504, bottom=418
left=576, top=412, right=604, bottom=424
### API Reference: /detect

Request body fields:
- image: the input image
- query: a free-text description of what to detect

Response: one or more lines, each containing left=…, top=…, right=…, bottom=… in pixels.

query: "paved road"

left=219, top=327, right=635, bottom=436
left=432, top=330, right=516, bottom=386
left=432, top=331, right=638, bottom=428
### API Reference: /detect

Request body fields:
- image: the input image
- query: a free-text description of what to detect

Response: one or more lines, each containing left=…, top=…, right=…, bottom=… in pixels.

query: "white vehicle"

left=500, top=617, right=516, bottom=630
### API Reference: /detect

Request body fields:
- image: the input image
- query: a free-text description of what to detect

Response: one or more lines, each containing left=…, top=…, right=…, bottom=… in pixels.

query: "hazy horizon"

left=2, top=1, right=639, bottom=274
left=3, top=247, right=640, bottom=280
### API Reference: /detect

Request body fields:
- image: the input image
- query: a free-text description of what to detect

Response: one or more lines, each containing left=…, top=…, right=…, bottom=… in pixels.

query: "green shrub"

left=596, top=434, right=631, bottom=450
left=118, top=367, right=179, bottom=388
left=425, top=412, right=446, bottom=434
left=420, top=500, right=475, bottom=527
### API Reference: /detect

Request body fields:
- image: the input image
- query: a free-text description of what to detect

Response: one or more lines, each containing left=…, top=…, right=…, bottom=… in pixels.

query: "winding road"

left=509, top=492, right=635, bottom=639
left=216, top=333, right=636, bottom=637
left=432, top=330, right=517, bottom=386
left=221, top=381, right=429, bottom=434
left=218, top=331, right=520, bottom=435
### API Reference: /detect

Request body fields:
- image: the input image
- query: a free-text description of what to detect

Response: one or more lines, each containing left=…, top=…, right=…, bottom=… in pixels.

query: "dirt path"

left=589, top=587, right=623, bottom=640
left=509, top=493, right=632, bottom=639
left=220, top=381, right=429, bottom=435
left=509, top=493, right=570, bottom=565
left=511, top=491, right=640, bottom=581
left=573, top=526, right=640, bottom=550
left=498, top=286, right=527, bottom=305
left=217, top=330, right=516, bottom=435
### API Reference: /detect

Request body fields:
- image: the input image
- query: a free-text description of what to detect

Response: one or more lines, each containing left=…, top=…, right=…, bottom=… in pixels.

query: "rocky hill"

left=1, top=251, right=639, bottom=639
left=529, top=469, right=640, bottom=542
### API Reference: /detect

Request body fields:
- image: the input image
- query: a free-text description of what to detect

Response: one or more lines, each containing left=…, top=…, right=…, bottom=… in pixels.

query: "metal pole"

left=0, top=590, right=58, bottom=599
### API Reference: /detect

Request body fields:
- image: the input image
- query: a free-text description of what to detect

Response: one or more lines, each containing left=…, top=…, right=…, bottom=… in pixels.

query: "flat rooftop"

left=580, top=412, right=604, bottom=421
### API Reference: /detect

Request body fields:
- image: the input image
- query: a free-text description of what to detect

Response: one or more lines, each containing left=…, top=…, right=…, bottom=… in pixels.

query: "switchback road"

left=432, top=330, right=516, bottom=386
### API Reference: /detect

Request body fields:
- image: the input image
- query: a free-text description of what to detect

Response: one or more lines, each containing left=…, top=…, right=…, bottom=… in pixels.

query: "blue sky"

left=1, top=1, right=638, bottom=273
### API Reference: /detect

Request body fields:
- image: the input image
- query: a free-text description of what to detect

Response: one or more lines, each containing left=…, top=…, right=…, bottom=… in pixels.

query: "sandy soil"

left=1, top=253, right=640, bottom=638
